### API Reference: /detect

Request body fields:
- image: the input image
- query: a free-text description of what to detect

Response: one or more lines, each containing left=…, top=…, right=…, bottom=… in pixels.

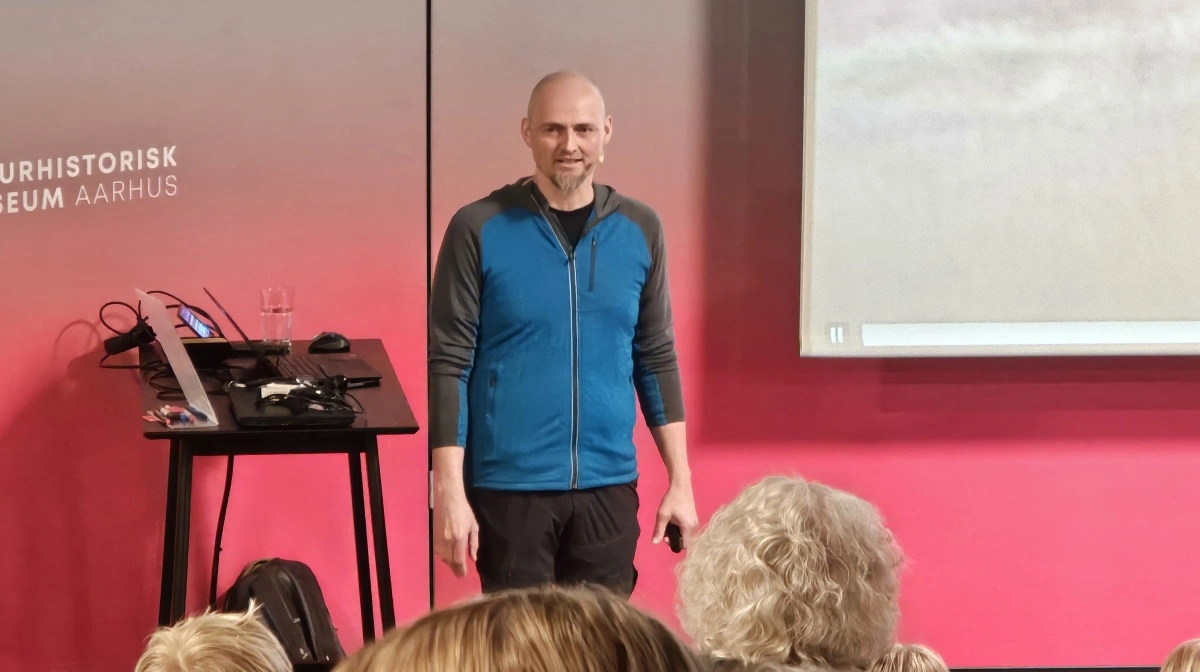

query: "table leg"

left=158, top=440, right=181, bottom=626
left=169, top=440, right=195, bottom=625
left=348, top=450, right=375, bottom=641
left=364, top=439, right=395, bottom=630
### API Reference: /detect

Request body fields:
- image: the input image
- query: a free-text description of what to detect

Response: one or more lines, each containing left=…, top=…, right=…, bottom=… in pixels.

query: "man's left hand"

left=652, top=481, right=699, bottom=549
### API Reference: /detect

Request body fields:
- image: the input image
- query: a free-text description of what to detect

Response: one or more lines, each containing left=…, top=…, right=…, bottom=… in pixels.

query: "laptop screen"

left=136, top=289, right=220, bottom=427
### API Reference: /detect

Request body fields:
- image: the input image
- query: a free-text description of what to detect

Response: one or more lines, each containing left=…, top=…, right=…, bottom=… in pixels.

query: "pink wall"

left=5, top=2, right=1200, bottom=671
left=0, top=4, right=429, bottom=671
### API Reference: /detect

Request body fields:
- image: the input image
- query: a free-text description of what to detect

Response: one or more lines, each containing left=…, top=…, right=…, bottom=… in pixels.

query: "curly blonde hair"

left=677, top=475, right=903, bottom=669
left=708, top=657, right=816, bottom=672
left=335, top=584, right=706, bottom=672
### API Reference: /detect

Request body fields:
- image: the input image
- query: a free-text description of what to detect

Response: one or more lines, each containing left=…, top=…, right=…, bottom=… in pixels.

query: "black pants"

left=468, top=482, right=640, bottom=598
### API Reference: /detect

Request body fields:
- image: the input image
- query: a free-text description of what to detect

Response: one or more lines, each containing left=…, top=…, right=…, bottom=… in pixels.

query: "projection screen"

left=800, top=0, right=1200, bottom=357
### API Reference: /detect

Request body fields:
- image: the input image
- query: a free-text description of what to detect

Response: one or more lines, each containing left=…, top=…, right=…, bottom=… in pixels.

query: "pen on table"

left=185, top=405, right=209, bottom=422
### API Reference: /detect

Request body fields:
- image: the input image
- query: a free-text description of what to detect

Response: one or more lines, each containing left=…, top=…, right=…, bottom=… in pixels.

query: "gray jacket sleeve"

left=428, top=211, right=482, bottom=449
left=632, top=209, right=685, bottom=426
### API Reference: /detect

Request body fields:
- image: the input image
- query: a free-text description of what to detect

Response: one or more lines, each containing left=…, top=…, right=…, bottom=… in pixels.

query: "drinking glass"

left=261, top=287, right=294, bottom=349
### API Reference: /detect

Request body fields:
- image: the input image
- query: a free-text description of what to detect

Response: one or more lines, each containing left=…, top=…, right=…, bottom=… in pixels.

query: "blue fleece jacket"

left=428, top=177, right=684, bottom=491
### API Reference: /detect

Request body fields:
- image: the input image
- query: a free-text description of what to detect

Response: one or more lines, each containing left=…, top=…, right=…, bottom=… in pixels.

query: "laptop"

left=202, top=287, right=383, bottom=389
left=225, top=384, right=356, bottom=428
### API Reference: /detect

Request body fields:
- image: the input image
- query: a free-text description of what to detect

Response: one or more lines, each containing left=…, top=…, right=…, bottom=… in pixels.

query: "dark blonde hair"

left=336, top=584, right=706, bottom=672
left=1163, top=639, right=1200, bottom=672
left=870, top=644, right=948, bottom=672
left=678, top=475, right=903, bottom=669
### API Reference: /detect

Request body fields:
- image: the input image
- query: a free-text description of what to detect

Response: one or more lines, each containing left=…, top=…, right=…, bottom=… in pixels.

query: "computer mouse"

left=308, top=331, right=351, bottom=354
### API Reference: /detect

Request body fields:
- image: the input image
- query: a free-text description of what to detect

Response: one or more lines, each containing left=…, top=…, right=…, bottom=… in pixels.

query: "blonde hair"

left=134, top=601, right=290, bottom=672
left=1163, top=639, right=1200, bottom=672
left=709, top=657, right=813, bottom=672
left=678, top=475, right=903, bottom=669
left=335, top=584, right=705, bottom=672
left=870, top=644, right=948, bottom=672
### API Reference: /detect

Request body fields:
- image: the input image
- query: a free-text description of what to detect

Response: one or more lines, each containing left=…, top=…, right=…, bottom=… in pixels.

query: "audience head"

left=708, top=657, right=813, bottom=672
left=335, top=583, right=706, bottom=672
left=134, top=601, right=290, bottom=672
left=869, top=644, right=948, bottom=672
left=1162, top=639, right=1200, bottom=672
left=678, top=475, right=904, bottom=670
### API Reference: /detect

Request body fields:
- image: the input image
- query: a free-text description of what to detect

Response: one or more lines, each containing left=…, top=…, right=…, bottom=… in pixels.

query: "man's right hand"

left=433, top=487, right=479, bottom=578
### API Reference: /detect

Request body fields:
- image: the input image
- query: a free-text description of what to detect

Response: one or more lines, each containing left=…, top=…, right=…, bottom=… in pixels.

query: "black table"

left=139, top=338, right=420, bottom=641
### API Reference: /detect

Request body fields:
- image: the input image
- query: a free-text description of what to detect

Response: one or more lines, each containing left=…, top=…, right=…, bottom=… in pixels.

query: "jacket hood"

left=494, top=175, right=622, bottom=220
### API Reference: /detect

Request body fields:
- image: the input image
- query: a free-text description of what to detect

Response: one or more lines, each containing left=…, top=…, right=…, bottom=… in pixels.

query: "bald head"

left=520, top=70, right=613, bottom=203
left=526, top=70, right=606, bottom=121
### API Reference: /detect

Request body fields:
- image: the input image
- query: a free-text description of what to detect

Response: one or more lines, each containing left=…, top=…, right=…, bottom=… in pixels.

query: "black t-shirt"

left=551, top=201, right=594, bottom=251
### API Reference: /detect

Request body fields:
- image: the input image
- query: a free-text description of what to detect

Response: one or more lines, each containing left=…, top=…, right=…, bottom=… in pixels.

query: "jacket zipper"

left=534, top=197, right=582, bottom=489
left=566, top=246, right=580, bottom=489
left=589, top=238, right=597, bottom=292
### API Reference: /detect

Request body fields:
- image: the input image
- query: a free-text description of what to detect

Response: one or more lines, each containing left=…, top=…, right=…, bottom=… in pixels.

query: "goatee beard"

left=550, top=167, right=590, bottom=193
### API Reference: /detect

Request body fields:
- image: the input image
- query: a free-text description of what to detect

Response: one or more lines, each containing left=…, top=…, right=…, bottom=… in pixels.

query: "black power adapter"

left=103, top=316, right=156, bottom=355
left=182, top=337, right=235, bottom=366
